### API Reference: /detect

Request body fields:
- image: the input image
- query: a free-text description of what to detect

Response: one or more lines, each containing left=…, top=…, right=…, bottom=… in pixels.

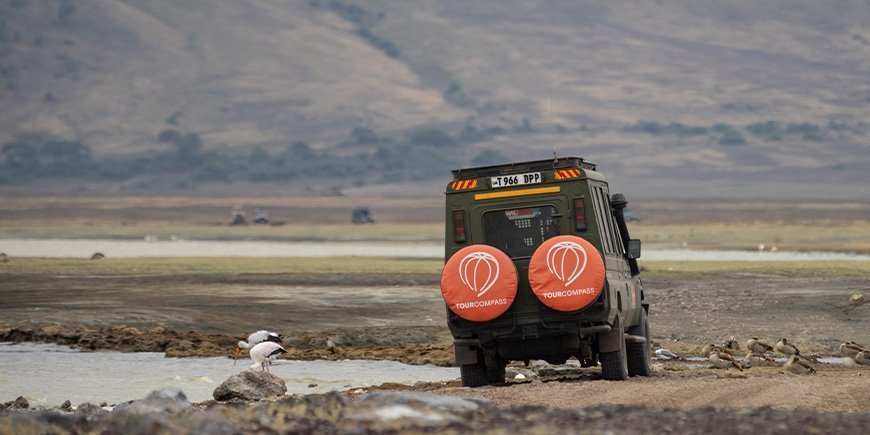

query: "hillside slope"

left=0, top=0, right=467, bottom=153
left=0, top=0, right=868, bottom=195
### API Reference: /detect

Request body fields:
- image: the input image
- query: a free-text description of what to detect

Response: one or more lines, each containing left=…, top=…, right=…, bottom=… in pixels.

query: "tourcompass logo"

left=458, top=251, right=500, bottom=298
left=545, top=241, right=588, bottom=286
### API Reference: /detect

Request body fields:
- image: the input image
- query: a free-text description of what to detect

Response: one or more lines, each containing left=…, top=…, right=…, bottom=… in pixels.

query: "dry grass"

left=4, top=220, right=870, bottom=253
left=640, top=260, right=870, bottom=278
left=631, top=222, right=870, bottom=254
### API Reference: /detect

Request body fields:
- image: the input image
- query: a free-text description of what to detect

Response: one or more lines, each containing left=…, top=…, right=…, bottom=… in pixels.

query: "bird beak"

left=233, top=346, right=241, bottom=366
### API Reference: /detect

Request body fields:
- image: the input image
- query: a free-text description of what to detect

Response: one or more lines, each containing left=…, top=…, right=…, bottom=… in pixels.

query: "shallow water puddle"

left=0, top=343, right=458, bottom=406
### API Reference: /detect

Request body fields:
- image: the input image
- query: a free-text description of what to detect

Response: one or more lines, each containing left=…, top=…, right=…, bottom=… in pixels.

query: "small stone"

left=147, top=326, right=167, bottom=334
left=75, top=402, right=108, bottom=420
left=13, top=396, right=29, bottom=409
left=308, top=383, right=318, bottom=388
left=60, top=400, right=72, bottom=411
left=213, top=370, right=287, bottom=401
left=99, top=401, right=107, bottom=407
left=849, top=293, right=865, bottom=306
left=113, top=388, right=192, bottom=415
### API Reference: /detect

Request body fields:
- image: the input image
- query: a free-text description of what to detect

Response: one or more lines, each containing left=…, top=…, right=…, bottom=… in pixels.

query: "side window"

left=590, top=185, right=614, bottom=255
left=604, top=193, right=625, bottom=255
left=599, top=187, right=617, bottom=255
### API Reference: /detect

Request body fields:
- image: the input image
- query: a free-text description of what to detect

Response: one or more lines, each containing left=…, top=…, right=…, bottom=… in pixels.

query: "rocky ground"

left=2, top=386, right=869, bottom=435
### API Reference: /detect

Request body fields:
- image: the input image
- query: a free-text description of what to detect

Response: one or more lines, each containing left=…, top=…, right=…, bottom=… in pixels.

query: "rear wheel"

left=486, top=359, right=507, bottom=384
left=627, top=308, right=653, bottom=377
left=460, top=360, right=489, bottom=387
left=600, top=315, right=629, bottom=381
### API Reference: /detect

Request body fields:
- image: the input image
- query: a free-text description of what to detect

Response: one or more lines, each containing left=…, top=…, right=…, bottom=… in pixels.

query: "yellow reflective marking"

left=474, top=186, right=561, bottom=200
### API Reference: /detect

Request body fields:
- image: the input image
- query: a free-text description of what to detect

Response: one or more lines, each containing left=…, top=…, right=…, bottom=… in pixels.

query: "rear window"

left=483, top=206, right=560, bottom=258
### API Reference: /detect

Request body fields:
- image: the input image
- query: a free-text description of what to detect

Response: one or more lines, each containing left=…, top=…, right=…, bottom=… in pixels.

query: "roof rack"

left=451, top=157, right=596, bottom=180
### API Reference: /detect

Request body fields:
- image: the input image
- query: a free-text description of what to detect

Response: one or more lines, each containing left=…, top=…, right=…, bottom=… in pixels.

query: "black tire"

left=626, top=308, right=653, bottom=377
left=486, top=360, right=507, bottom=385
left=600, top=316, right=629, bottom=381
left=460, top=361, right=489, bottom=387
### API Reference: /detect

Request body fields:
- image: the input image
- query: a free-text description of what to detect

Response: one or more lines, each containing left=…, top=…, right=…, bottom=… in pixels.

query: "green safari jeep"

left=440, top=156, right=650, bottom=386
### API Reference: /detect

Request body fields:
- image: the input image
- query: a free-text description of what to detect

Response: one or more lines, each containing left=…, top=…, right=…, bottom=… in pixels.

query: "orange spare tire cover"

left=529, top=235, right=606, bottom=311
left=441, top=244, right=518, bottom=322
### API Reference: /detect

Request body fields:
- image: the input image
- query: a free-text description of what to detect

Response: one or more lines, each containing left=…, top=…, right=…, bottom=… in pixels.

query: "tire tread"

left=460, top=363, right=489, bottom=387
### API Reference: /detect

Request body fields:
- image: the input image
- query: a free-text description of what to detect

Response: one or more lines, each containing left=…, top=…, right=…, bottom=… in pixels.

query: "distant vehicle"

left=253, top=208, right=270, bottom=224
left=440, top=156, right=649, bottom=387
left=229, top=207, right=247, bottom=225
left=351, top=207, right=376, bottom=224
left=623, top=208, right=639, bottom=222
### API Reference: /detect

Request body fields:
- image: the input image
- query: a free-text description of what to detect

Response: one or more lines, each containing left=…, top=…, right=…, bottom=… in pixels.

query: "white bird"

left=655, top=348, right=679, bottom=359
left=326, top=338, right=336, bottom=353
left=249, top=341, right=286, bottom=372
left=234, top=330, right=282, bottom=365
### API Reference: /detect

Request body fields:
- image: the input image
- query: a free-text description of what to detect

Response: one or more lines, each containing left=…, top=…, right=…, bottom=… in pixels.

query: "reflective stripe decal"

left=474, top=186, right=560, bottom=200
left=554, top=169, right=582, bottom=179
left=452, top=179, right=478, bottom=190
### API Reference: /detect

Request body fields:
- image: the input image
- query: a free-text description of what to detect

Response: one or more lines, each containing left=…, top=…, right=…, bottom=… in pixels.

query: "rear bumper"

left=447, top=298, right=610, bottom=342
left=451, top=319, right=612, bottom=365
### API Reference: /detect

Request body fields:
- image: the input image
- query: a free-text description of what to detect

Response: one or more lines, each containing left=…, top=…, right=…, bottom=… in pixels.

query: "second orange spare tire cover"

left=441, top=244, right=518, bottom=322
left=529, top=235, right=606, bottom=311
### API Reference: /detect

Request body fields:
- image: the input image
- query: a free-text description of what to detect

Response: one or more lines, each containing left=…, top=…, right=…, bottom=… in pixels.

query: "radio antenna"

left=549, top=69, right=557, bottom=164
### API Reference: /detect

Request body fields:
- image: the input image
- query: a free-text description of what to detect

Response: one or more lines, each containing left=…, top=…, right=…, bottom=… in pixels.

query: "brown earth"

left=371, top=365, right=870, bottom=413
left=1, top=267, right=869, bottom=423
left=1, top=271, right=867, bottom=358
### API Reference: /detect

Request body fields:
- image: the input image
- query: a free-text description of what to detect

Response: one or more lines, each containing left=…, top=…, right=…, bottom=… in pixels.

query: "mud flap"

left=453, top=339, right=479, bottom=365
left=598, top=315, right=623, bottom=353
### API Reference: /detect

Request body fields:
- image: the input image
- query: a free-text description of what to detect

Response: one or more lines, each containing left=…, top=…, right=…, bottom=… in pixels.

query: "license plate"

left=490, top=172, right=542, bottom=188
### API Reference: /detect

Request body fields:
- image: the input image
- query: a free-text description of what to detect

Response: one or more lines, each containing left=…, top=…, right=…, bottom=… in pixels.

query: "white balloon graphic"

left=458, top=252, right=500, bottom=298
left=545, top=241, right=588, bottom=286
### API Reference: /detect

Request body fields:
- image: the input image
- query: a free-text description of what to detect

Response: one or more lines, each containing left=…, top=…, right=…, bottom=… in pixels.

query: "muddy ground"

left=1, top=271, right=867, bottom=358
left=1, top=269, right=869, bottom=417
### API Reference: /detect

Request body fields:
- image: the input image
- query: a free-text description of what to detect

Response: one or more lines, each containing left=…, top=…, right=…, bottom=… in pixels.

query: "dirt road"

left=427, top=368, right=870, bottom=413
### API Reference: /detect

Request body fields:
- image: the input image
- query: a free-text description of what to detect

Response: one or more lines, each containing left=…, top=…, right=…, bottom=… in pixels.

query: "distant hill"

left=1, top=0, right=868, bottom=196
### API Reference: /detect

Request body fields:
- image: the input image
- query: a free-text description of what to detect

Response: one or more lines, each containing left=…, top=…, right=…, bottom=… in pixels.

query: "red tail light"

left=574, top=197, right=587, bottom=231
left=453, top=210, right=467, bottom=243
